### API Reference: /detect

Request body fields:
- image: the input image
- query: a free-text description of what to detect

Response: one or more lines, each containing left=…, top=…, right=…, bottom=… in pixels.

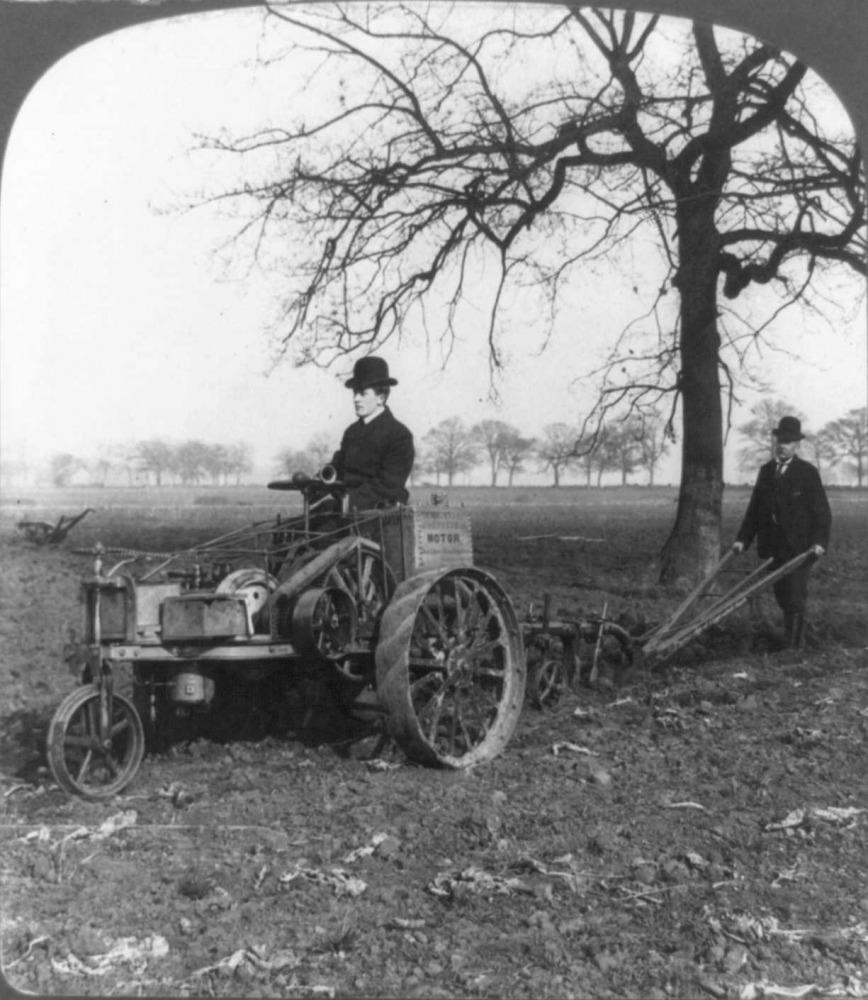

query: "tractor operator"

left=731, top=415, right=831, bottom=650
left=330, top=356, right=415, bottom=510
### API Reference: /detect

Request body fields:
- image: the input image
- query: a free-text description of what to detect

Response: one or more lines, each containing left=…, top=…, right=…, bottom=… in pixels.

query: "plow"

left=47, top=471, right=813, bottom=800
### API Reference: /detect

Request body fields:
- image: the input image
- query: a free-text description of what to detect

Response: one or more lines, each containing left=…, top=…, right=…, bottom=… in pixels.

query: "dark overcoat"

left=331, top=407, right=415, bottom=509
left=735, top=455, right=831, bottom=560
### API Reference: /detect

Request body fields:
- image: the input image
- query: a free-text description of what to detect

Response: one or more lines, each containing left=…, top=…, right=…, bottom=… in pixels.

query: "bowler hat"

left=772, top=416, right=805, bottom=442
left=345, top=356, right=398, bottom=390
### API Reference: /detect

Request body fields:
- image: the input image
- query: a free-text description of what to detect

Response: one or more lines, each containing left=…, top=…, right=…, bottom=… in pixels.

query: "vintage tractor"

left=48, top=468, right=806, bottom=801
left=47, top=470, right=529, bottom=800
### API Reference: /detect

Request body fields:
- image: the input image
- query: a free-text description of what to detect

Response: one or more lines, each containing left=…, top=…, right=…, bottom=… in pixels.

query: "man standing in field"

left=330, top=356, right=415, bottom=510
left=732, top=416, right=831, bottom=650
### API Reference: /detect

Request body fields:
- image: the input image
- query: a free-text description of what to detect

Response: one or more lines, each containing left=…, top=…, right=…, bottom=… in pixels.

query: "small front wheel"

left=47, top=686, right=145, bottom=800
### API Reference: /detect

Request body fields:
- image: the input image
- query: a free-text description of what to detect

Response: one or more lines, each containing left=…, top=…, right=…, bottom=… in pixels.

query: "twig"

left=6, top=936, right=50, bottom=969
left=665, top=801, right=708, bottom=812
left=617, top=887, right=666, bottom=905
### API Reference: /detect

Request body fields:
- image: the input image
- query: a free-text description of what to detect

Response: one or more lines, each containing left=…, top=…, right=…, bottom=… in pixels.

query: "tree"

left=89, top=444, right=117, bottom=487
left=607, top=421, right=643, bottom=486
left=112, top=442, right=142, bottom=487
left=204, top=4, right=865, bottom=580
left=50, top=453, right=82, bottom=488
left=135, top=440, right=173, bottom=487
left=572, top=421, right=600, bottom=487
left=589, top=425, right=620, bottom=487
left=634, top=410, right=672, bottom=486
left=276, top=432, right=336, bottom=478
left=306, top=432, right=335, bottom=472
left=537, top=423, right=578, bottom=487
left=276, top=447, right=309, bottom=477
left=736, top=400, right=806, bottom=476
left=501, top=431, right=536, bottom=487
left=202, top=443, right=229, bottom=485
left=472, top=419, right=515, bottom=486
left=809, top=426, right=839, bottom=481
left=822, top=407, right=868, bottom=486
left=226, top=442, right=254, bottom=485
left=423, top=417, right=478, bottom=486
left=174, top=440, right=211, bottom=486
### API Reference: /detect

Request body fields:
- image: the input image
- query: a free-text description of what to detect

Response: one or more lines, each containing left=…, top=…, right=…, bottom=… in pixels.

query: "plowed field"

left=1, top=485, right=866, bottom=999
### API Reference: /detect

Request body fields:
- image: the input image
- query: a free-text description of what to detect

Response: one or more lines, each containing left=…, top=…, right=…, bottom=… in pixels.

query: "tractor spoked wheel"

left=325, top=541, right=394, bottom=621
left=325, top=541, right=395, bottom=682
left=47, top=686, right=145, bottom=800
left=375, top=567, right=525, bottom=768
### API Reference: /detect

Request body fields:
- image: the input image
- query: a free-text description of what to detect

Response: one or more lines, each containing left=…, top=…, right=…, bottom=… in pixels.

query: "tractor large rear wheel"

left=375, top=568, right=525, bottom=768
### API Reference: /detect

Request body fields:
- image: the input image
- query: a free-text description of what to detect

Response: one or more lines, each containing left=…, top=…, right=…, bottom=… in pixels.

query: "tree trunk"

left=659, top=210, right=724, bottom=584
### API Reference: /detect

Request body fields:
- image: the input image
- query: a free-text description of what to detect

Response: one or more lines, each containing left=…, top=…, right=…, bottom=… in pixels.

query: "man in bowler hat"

left=330, top=356, right=415, bottom=510
left=732, top=415, right=831, bottom=649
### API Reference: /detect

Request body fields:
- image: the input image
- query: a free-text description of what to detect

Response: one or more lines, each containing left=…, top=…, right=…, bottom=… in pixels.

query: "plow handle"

left=641, top=549, right=816, bottom=661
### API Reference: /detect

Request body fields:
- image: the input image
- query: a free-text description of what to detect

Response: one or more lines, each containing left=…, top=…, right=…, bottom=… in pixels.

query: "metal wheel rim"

left=376, top=567, right=525, bottom=768
left=47, top=686, right=145, bottom=800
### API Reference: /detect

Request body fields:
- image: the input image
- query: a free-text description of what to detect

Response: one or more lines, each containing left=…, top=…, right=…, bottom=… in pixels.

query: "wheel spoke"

left=409, top=671, right=445, bottom=698
left=450, top=696, right=476, bottom=754
left=416, top=688, right=446, bottom=741
left=102, top=752, right=121, bottom=777
left=74, top=749, right=93, bottom=784
left=465, top=633, right=507, bottom=660
left=63, top=733, right=97, bottom=751
left=110, top=716, right=130, bottom=739
left=418, top=601, right=448, bottom=643
left=451, top=580, right=473, bottom=634
left=408, top=657, right=447, bottom=674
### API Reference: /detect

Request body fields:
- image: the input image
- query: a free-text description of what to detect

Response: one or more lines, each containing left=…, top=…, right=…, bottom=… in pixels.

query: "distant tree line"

left=737, top=402, right=868, bottom=487
left=39, top=440, right=254, bottom=488
left=278, top=404, right=868, bottom=489
left=277, top=412, right=675, bottom=488
left=18, top=402, right=865, bottom=491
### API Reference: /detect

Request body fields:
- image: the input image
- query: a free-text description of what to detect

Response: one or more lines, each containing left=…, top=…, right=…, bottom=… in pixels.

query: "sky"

left=0, top=4, right=865, bottom=487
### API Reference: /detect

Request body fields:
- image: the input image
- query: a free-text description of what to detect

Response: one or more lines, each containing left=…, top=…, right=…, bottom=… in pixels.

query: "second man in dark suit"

left=732, top=416, right=831, bottom=649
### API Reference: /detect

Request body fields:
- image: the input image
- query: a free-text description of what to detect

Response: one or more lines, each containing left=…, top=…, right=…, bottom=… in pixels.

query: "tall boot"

left=790, top=615, right=806, bottom=650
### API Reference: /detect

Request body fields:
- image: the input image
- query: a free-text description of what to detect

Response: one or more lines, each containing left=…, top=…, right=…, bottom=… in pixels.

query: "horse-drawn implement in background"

left=47, top=472, right=812, bottom=800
